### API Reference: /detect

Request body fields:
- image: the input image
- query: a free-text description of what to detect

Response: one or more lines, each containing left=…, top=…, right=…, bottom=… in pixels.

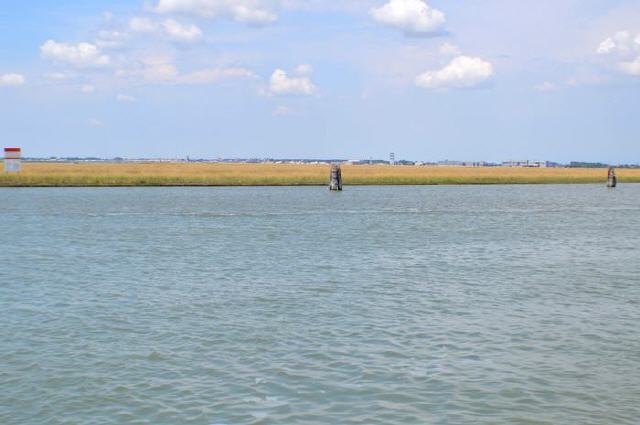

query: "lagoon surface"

left=1, top=185, right=640, bottom=424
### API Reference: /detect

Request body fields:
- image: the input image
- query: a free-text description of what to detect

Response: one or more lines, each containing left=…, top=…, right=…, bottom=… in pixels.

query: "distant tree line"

left=569, top=162, right=609, bottom=168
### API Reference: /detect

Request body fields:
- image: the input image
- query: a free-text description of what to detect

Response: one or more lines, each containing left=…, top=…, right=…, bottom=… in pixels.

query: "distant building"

left=437, top=160, right=494, bottom=167
left=396, top=160, right=415, bottom=166
left=503, top=160, right=550, bottom=168
left=4, top=147, right=21, bottom=173
left=438, top=160, right=464, bottom=166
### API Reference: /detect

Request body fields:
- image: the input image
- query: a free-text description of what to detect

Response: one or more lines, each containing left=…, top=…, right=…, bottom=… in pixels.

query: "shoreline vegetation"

left=1, top=163, right=640, bottom=187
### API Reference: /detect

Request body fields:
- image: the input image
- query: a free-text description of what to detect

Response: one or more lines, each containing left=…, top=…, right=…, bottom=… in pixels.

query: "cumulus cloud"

left=119, top=58, right=256, bottom=85
left=370, top=0, right=445, bottom=34
left=115, top=55, right=179, bottom=82
left=116, top=94, right=136, bottom=102
left=179, top=67, right=256, bottom=83
left=0, top=73, right=26, bottom=86
left=161, top=19, right=203, bottom=42
left=154, top=0, right=277, bottom=24
left=40, top=40, right=110, bottom=67
left=130, top=17, right=158, bottom=33
left=279, top=1, right=363, bottom=13
left=415, top=56, right=493, bottom=89
left=142, top=63, right=180, bottom=82
left=269, top=67, right=317, bottom=95
left=597, top=30, right=640, bottom=76
left=44, top=72, right=74, bottom=81
left=597, top=37, right=617, bottom=55
left=96, top=30, right=129, bottom=48
left=129, top=17, right=203, bottom=42
left=620, top=57, right=640, bottom=76
left=597, top=31, right=637, bottom=55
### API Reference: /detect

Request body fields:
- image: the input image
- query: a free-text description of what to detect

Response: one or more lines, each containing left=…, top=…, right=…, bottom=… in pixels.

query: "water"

left=1, top=185, right=640, bottom=424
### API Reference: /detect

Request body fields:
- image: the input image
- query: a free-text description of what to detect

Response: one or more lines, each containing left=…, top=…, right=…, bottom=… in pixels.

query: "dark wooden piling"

left=607, top=167, right=617, bottom=188
left=329, top=164, right=343, bottom=191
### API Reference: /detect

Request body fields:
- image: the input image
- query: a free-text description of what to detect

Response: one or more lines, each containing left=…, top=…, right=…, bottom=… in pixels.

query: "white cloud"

left=80, top=84, right=96, bottom=93
left=415, top=56, right=493, bottom=89
left=129, top=17, right=204, bottom=42
left=597, top=37, right=617, bottom=55
left=0, top=73, right=26, bottom=86
left=597, top=31, right=636, bottom=55
left=179, top=67, right=256, bottom=83
left=41, top=40, right=110, bottom=67
left=269, top=67, right=317, bottom=95
left=140, top=53, right=175, bottom=66
left=439, top=42, right=460, bottom=56
left=370, top=0, right=445, bottom=34
left=44, top=72, right=74, bottom=80
left=89, top=119, right=104, bottom=128
left=116, top=94, right=136, bottom=102
left=118, top=59, right=256, bottom=85
left=96, top=30, right=129, bottom=48
left=130, top=17, right=158, bottom=33
left=143, top=63, right=180, bottom=82
left=154, top=0, right=277, bottom=24
left=597, top=31, right=640, bottom=76
left=161, top=19, right=203, bottom=42
left=620, top=57, right=640, bottom=76
left=279, top=1, right=363, bottom=13
left=116, top=55, right=179, bottom=82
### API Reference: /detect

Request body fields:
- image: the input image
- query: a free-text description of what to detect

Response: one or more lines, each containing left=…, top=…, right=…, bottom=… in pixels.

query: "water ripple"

left=1, top=185, right=640, bottom=424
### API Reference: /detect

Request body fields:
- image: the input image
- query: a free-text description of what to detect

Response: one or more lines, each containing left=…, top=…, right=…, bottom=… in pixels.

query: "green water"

left=1, top=185, right=639, bottom=424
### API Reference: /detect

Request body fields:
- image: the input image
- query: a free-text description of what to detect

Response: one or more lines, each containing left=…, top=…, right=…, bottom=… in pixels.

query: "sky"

left=1, top=0, right=639, bottom=162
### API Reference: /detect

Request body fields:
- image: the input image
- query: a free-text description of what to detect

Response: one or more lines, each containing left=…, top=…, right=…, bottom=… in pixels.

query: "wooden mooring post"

left=329, top=164, right=343, bottom=191
left=607, top=167, right=617, bottom=188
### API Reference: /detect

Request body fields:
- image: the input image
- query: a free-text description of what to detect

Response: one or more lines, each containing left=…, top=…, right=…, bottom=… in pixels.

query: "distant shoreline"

left=2, top=163, right=639, bottom=187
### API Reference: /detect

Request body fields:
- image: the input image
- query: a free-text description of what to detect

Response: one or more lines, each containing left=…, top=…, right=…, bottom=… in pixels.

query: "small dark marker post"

left=329, top=164, right=343, bottom=191
left=607, top=167, right=617, bottom=188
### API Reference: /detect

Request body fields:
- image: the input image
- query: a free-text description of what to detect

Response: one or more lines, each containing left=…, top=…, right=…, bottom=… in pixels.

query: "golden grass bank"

left=1, top=162, right=640, bottom=187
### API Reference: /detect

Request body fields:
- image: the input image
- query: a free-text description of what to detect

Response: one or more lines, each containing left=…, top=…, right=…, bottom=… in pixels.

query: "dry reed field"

left=1, top=162, right=639, bottom=186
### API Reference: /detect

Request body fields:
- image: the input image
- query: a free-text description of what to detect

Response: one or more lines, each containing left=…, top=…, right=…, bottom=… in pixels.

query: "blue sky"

left=1, top=0, right=639, bottom=162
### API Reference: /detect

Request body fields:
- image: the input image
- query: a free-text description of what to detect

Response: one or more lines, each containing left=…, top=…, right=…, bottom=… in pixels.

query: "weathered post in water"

left=607, top=167, right=617, bottom=188
left=329, top=164, right=343, bottom=191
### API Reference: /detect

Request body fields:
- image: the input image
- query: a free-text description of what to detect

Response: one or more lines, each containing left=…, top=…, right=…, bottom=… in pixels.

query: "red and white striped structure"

left=4, top=147, right=21, bottom=173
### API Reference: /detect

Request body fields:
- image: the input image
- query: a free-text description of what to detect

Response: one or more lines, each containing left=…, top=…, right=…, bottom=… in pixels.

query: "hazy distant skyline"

left=1, top=0, right=639, bottom=162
